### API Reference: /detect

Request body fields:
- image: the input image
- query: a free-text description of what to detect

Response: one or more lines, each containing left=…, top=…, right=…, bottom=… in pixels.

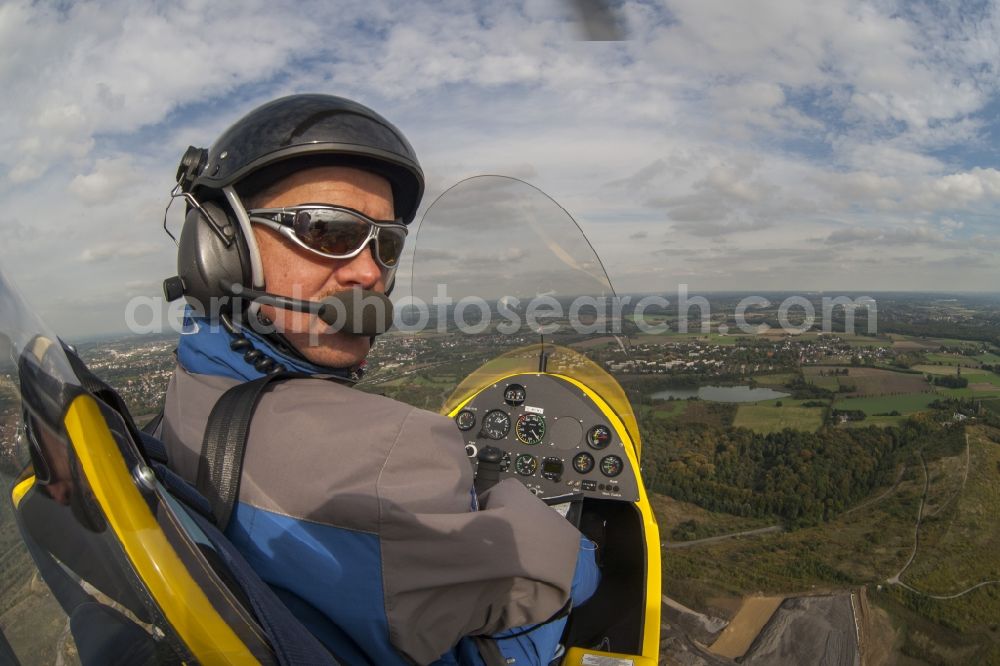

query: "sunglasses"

left=247, top=205, right=408, bottom=269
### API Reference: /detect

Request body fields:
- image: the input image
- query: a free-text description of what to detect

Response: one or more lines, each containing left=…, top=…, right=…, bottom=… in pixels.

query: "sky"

left=2, top=0, right=1000, bottom=337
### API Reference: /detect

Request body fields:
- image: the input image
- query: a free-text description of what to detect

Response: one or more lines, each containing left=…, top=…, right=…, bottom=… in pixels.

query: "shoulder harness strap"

left=197, top=372, right=303, bottom=530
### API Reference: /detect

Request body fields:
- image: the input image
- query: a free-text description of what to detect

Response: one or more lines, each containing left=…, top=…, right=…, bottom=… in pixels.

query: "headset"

left=164, top=147, right=394, bottom=342
left=160, top=95, right=425, bottom=354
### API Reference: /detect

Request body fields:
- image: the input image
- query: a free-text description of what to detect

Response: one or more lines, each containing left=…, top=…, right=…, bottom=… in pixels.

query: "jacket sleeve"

left=376, top=406, right=590, bottom=665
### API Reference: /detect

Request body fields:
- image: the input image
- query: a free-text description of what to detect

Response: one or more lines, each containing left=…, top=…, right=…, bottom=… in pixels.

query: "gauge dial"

left=504, top=384, right=526, bottom=406
left=480, top=410, right=511, bottom=440
left=572, top=452, right=595, bottom=474
left=515, top=413, right=546, bottom=445
left=514, top=453, right=538, bottom=476
left=455, top=410, right=476, bottom=431
left=600, top=455, right=623, bottom=477
left=586, top=424, right=613, bottom=450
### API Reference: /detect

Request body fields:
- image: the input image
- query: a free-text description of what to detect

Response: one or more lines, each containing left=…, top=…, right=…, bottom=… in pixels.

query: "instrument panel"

left=456, top=373, right=638, bottom=501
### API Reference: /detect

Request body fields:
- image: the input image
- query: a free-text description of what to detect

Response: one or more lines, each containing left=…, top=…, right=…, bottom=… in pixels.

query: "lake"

left=651, top=385, right=791, bottom=403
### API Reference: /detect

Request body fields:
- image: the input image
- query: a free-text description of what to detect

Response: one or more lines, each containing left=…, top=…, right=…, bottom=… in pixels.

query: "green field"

left=913, top=364, right=964, bottom=375
left=646, top=400, right=686, bottom=421
left=733, top=400, right=825, bottom=434
left=925, top=353, right=981, bottom=366
left=834, top=393, right=939, bottom=415
left=964, top=371, right=1000, bottom=387
left=935, top=385, right=1000, bottom=399
left=805, top=366, right=930, bottom=396
left=843, top=414, right=909, bottom=428
left=974, top=352, right=1000, bottom=365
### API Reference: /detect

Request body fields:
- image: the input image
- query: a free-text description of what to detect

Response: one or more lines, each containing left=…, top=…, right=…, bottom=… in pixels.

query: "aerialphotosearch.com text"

left=125, top=284, right=878, bottom=340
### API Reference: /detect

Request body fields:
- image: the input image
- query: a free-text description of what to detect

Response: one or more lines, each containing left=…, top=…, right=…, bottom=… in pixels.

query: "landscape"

left=1, top=291, right=999, bottom=664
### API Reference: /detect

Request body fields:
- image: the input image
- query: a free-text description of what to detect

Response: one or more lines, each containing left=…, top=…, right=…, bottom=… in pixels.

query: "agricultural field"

left=645, top=399, right=686, bottom=421
left=833, top=393, right=941, bottom=416
left=924, top=353, right=982, bottom=367
left=913, top=364, right=964, bottom=375
left=844, top=414, right=909, bottom=429
left=935, top=383, right=1000, bottom=399
left=975, top=351, right=1000, bottom=365
left=804, top=366, right=932, bottom=397
left=890, top=336, right=939, bottom=351
left=732, top=400, right=825, bottom=434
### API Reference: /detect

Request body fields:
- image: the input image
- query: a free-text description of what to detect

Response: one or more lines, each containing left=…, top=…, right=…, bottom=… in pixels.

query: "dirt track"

left=663, top=525, right=783, bottom=549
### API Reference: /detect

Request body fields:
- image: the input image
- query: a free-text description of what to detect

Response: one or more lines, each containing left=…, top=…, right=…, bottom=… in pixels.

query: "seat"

left=3, top=333, right=337, bottom=665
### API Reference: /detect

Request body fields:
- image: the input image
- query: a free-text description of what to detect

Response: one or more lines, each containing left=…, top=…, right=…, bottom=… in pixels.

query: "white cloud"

left=0, top=0, right=999, bottom=335
left=79, top=242, right=162, bottom=264
left=69, top=156, right=142, bottom=206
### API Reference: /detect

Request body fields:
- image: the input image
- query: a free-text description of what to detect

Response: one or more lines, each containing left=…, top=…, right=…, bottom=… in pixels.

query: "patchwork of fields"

left=646, top=339, right=1000, bottom=435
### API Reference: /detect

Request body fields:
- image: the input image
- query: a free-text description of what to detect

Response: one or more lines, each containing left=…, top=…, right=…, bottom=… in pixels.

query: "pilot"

left=158, top=94, right=599, bottom=665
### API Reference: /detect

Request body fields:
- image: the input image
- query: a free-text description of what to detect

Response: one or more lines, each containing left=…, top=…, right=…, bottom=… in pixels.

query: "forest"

left=642, top=415, right=966, bottom=527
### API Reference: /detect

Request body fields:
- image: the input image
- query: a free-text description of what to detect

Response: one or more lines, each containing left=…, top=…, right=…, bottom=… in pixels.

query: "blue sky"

left=2, top=0, right=1000, bottom=336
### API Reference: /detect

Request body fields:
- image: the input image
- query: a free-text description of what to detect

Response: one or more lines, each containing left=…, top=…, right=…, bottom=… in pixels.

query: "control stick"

left=474, top=445, right=503, bottom=495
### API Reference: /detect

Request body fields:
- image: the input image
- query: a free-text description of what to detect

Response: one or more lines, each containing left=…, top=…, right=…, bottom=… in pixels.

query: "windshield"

left=362, top=175, right=642, bottom=451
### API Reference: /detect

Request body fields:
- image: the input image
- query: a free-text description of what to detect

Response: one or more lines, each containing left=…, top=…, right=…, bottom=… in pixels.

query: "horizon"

left=49, top=289, right=1000, bottom=342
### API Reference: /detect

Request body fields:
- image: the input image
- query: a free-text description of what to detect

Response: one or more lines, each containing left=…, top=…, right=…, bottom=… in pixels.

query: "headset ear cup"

left=176, top=202, right=251, bottom=317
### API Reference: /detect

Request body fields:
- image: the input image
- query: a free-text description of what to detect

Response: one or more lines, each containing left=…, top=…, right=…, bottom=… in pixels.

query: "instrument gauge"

left=600, top=455, right=623, bottom=478
left=515, top=413, right=546, bottom=445
left=586, top=424, right=613, bottom=450
left=514, top=453, right=538, bottom=477
left=504, top=384, right=526, bottom=406
left=480, top=410, right=511, bottom=440
left=455, top=410, right=476, bottom=431
left=572, top=452, right=595, bottom=474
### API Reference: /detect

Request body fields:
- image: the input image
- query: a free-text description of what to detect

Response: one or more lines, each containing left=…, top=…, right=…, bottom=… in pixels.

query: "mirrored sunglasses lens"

left=293, top=211, right=370, bottom=256
left=377, top=227, right=406, bottom=266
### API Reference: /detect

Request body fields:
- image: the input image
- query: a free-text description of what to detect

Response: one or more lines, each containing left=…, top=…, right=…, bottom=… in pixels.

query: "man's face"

left=249, top=165, right=395, bottom=368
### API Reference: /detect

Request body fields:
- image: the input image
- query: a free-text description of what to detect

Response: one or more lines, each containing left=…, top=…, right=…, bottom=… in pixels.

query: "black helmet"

left=177, top=94, right=424, bottom=223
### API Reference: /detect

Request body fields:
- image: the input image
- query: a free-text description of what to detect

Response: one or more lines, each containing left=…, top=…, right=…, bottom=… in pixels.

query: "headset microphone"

left=221, top=282, right=394, bottom=337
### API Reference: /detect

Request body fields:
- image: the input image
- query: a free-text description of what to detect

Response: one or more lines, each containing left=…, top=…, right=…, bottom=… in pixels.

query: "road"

left=886, top=450, right=928, bottom=584
left=663, top=525, right=783, bottom=549
left=894, top=578, right=1000, bottom=600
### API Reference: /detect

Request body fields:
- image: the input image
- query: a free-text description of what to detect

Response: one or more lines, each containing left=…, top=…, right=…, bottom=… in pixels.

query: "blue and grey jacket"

left=160, top=321, right=599, bottom=665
